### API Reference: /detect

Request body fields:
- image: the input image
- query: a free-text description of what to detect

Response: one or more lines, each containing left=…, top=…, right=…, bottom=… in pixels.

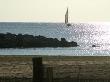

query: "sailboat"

left=65, top=8, right=71, bottom=27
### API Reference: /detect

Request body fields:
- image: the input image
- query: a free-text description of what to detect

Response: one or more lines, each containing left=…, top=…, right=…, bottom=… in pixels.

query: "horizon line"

left=0, top=21, right=110, bottom=24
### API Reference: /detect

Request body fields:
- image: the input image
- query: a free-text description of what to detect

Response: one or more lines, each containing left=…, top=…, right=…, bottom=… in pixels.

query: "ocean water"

left=0, top=22, right=110, bottom=56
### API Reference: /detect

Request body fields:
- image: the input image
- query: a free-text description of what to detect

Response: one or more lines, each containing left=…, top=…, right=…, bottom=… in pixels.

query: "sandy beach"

left=0, top=55, right=110, bottom=80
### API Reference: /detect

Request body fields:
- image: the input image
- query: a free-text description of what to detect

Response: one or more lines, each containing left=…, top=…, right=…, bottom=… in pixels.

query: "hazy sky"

left=0, top=0, right=110, bottom=22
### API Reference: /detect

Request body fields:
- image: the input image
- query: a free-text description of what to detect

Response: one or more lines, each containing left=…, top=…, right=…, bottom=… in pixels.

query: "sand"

left=0, top=55, right=110, bottom=79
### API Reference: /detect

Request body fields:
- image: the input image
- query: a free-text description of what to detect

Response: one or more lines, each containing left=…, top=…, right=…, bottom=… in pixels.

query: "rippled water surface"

left=0, top=22, right=110, bottom=56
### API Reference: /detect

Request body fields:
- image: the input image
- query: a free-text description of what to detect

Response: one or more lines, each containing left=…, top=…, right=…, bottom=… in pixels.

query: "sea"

left=0, top=22, right=110, bottom=56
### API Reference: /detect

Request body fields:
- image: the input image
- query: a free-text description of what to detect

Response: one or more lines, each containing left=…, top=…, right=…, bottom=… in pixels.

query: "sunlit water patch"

left=0, top=22, right=110, bottom=56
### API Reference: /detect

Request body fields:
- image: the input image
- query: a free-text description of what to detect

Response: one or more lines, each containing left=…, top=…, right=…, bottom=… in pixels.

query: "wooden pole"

left=32, top=57, right=43, bottom=82
left=46, top=67, right=53, bottom=82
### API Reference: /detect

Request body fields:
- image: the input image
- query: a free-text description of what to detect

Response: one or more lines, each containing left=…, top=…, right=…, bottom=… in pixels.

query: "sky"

left=0, top=0, right=110, bottom=22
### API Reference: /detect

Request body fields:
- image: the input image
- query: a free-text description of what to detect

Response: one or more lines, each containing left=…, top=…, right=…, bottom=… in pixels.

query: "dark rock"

left=92, top=45, right=100, bottom=47
left=0, top=33, right=78, bottom=48
left=92, top=45, right=96, bottom=47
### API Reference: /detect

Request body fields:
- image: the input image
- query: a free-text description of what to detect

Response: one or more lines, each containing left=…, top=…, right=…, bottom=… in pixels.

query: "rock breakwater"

left=0, top=33, right=78, bottom=48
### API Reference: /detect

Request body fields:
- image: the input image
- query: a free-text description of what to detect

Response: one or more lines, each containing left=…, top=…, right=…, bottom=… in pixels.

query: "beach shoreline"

left=0, top=55, right=110, bottom=61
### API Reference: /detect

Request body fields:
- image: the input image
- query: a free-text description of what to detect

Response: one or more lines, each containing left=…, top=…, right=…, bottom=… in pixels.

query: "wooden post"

left=46, top=67, right=53, bottom=82
left=32, top=57, right=43, bottom=82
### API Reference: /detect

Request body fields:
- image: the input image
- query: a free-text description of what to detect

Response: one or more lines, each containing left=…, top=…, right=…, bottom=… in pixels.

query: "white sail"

left=65, top=8, right=68, bottom=24
left=65, top=8, right=71, bottom=26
